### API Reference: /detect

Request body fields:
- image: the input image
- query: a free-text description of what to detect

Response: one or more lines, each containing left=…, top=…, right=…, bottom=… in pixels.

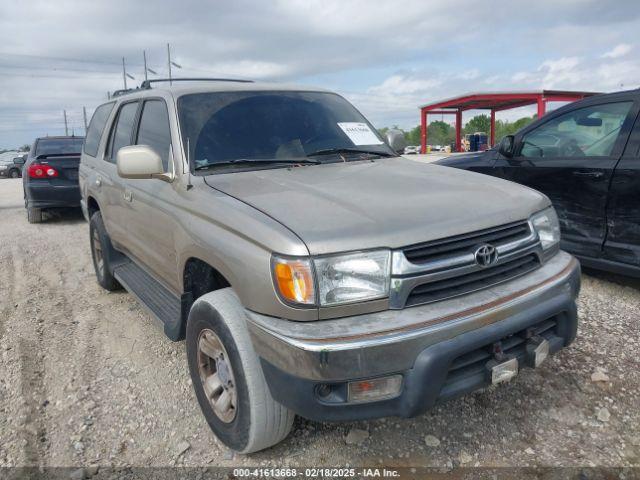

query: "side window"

left=521, top=101, right=633, bottom=158
left=107, top=102, right=139, bottom=163
left=84, top=102, right=115, bottom=157
left=136, top=100, right=172, bottom=171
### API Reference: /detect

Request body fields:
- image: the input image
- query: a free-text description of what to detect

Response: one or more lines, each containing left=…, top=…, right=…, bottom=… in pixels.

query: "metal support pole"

left=167, top=43, right=172, bottom=85
left=83, top=107, right=88, bottom=132
left=420, top=109, right=427, bottom=154
left=537, top=97, right=546, bottom=119
left=455, top=110, right=462, bottom=152
left=122, top=57, right=127, bottom=89
left=490, top=110, right=496, bottom=147
left=63, top=110, right=68, bottom=136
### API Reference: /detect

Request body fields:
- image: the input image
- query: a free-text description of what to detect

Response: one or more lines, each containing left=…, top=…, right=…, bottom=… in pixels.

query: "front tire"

left=187, top=289, right=294, bottom=453
left=9, top=169, right=20, bottom=178
left=89, top=211, right=121, bottom=291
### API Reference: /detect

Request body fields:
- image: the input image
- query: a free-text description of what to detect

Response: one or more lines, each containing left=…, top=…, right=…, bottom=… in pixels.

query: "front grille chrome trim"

left=392, top=221, right=538, bottom=276
left=390, top=221, right=542, bottom=309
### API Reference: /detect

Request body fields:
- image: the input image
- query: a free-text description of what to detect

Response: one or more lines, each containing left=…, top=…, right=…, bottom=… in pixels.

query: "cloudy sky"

left=1, top=0, right=639, bottom=149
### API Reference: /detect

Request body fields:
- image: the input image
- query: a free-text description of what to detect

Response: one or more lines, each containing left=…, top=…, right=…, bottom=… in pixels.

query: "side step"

left=113, top=260, right=184, bottom=341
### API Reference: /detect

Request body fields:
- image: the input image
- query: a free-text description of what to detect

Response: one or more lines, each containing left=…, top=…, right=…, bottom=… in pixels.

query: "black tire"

left=9, top=169, right=20, bottom=179
left=89, top=211, right=121, bottom=291
left=27, top=207, right=43, bottom=224
left=187, top=289, right=294, bottom=453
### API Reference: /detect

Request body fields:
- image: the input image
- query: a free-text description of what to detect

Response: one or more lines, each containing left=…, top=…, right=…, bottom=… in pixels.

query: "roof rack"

left=140, top=78, right=254, bottom=89
left=111, top=88, right=140, bottom=98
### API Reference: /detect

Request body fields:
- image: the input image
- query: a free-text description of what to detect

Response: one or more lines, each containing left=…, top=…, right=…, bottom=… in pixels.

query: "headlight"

left=272, top=250, right=391, bottom=307
left=531, top=207, right=560, bottom=251
left=314, top=250, right=391, bottom=306
left=0, top=165, right=7, bottom=171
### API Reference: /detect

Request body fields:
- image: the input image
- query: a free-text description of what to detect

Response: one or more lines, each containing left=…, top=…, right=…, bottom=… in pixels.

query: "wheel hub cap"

left=197, top=329, right=237, bottom=423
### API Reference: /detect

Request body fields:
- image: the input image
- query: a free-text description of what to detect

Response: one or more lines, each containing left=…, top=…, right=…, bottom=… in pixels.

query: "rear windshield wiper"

left=194, top=158, right=321, bottom=171
left=306, top=147, right=395, bottom=158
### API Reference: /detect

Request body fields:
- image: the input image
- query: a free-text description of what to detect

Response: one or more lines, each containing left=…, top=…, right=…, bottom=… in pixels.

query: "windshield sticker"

left=337, top=122, right=383, bottom=146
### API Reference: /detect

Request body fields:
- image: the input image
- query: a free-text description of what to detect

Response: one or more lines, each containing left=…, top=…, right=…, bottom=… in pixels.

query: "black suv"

left=436, top=89, right=640, bottom=277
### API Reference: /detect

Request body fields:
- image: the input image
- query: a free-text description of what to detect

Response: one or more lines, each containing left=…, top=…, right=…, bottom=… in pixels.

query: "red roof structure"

left=419, top=90, right=599, bottom=153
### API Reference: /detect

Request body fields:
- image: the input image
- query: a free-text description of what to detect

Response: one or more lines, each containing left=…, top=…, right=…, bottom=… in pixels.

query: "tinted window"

left=521, top=102, right=633, bottom=158
left=108, top=102, right=139, bottom=162
left=84, top=102, right=115, bottom=157
left=136, top=100, right=172, bottom=171
left=35, top=138, right=84, bottom=156
left=178, top=91, right=390, bottom=170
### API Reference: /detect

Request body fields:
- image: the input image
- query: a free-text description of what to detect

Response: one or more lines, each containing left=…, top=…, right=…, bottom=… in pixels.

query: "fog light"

left=527, top=338, right=550, bottom=367
left=348, top=375, right=402, bottom=404
left=488, top=358, right=518, bottom=385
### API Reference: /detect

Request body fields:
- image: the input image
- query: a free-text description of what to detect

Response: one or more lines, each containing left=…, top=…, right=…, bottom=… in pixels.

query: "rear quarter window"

left=84, top=102, right=115, bottom=157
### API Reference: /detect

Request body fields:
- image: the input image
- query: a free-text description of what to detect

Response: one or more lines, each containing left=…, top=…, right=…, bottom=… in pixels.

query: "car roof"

left=36, top=136, right=84, bottom=140
left=113, top=80, right=332, bottom=100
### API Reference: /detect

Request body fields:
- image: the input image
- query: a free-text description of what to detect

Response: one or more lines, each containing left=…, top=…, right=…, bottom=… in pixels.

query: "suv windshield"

left=35, top=138, right=84, bottom=157
left=177, top=91, right=393, bottom=171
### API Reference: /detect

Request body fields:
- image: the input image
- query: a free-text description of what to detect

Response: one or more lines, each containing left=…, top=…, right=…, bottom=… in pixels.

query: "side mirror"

left=13, top=158, right=25, bottom=165
left=498, top=135, right=515, bottom=158
left=116, top=145, right=172, bottom=182
left=385, top=129, right=407, bottom=155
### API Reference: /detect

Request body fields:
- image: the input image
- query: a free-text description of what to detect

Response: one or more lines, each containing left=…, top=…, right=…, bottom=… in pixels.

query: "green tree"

left=20, top=144, right=31, bottom=152
left=463, top=114, right=491, bottom=135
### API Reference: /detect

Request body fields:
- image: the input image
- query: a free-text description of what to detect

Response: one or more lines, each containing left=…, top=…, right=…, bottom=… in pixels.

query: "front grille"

left=403, top=221, right=531, bottom=265
left=405, top=254, right=540, bottom=307
left=439, top=317, right=559, bottom=400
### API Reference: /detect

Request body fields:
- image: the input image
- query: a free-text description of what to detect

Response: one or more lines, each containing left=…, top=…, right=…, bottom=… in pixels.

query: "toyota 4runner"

left=80, top=79, right=580, bottom=453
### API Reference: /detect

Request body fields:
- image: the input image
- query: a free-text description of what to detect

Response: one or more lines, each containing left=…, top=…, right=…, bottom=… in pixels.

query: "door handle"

left=124, top=190, right=133, bottom=202
left=572, top=171, right=604, bottom=178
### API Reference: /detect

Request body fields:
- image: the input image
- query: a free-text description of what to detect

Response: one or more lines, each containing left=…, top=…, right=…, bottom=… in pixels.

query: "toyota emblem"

left=474, top=244, right=498, bottom=267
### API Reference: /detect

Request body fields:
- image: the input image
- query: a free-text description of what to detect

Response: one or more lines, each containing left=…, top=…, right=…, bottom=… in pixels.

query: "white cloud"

left=602, top=43, right=632, bottom=58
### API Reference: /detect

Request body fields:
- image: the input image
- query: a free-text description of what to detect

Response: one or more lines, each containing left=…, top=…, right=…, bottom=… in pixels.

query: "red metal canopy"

left=419, top=90, right=599, bottom=153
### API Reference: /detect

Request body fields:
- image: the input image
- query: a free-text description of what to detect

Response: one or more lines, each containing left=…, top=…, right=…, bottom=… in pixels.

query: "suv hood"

left=205, top=157, right=549, bottom=255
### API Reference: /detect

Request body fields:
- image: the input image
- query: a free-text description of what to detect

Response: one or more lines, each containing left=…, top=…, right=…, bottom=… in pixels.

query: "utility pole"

left=63, top=110, right=68, bottom=136
left=83, top=106, right=88, bottom=132
left=122, top=57, right=127, bottom=89
left=167, top=43, right=172, bottom=85
left=143, top=50, right=148, bottom=82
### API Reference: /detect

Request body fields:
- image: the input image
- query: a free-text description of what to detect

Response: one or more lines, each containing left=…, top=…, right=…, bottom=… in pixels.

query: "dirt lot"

left=1, top=176, right=639, bottom=471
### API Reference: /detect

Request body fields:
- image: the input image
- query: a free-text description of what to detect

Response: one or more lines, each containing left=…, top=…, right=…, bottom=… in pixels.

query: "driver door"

left=499, top=99, right=637, bottom=258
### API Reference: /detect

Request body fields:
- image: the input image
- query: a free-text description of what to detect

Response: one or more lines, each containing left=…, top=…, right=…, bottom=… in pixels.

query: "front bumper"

left=25, top=182, right=81, bottom=208
left=246, top=251, right=580, bottom=421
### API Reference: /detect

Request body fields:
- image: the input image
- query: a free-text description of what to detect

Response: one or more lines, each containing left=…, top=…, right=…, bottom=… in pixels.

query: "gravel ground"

left=0, top=177, right=639, bottom=471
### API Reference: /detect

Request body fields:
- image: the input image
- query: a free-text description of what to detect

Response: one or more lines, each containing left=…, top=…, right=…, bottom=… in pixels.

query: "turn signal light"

left=348, top=375, right=403, bottom=403
left=28, top=164, right=59, bottom=178
left=272, top=256, right=315, bottom=305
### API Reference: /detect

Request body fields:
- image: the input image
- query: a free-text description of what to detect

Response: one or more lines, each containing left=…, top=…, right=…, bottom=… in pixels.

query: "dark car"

left=435, top=88, right=640, bottom=277
left=0, top=152, right=25, bottom=178
left=23, top=136, right=85, bottom=223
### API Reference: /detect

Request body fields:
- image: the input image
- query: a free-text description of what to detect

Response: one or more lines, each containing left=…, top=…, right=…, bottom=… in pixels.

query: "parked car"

left=0, top=151, right=24, bottom=178
left=80, top=79, right=580, bottom=453
left=23, top=136, right=85, bottom=223
left=435, top=89, right=640, bottom=277
left=404, top=145, right=419, bottom=154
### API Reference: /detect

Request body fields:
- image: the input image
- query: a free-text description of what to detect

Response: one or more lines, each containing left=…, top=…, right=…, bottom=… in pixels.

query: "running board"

left=113, top=260, right=185, bottom=341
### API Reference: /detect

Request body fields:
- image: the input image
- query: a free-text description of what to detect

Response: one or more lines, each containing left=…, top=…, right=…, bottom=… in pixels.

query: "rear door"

left=603, top=103, right=640, bottom=269
left=498, top=98, right=637, bottom=259
left=98, top=100, right=141, bottom=248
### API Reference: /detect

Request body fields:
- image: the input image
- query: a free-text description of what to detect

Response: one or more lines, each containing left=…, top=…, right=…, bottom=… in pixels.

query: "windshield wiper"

left=194, top=158, right=321, bottom=171
left=306, top=147, right=395, bottom=158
